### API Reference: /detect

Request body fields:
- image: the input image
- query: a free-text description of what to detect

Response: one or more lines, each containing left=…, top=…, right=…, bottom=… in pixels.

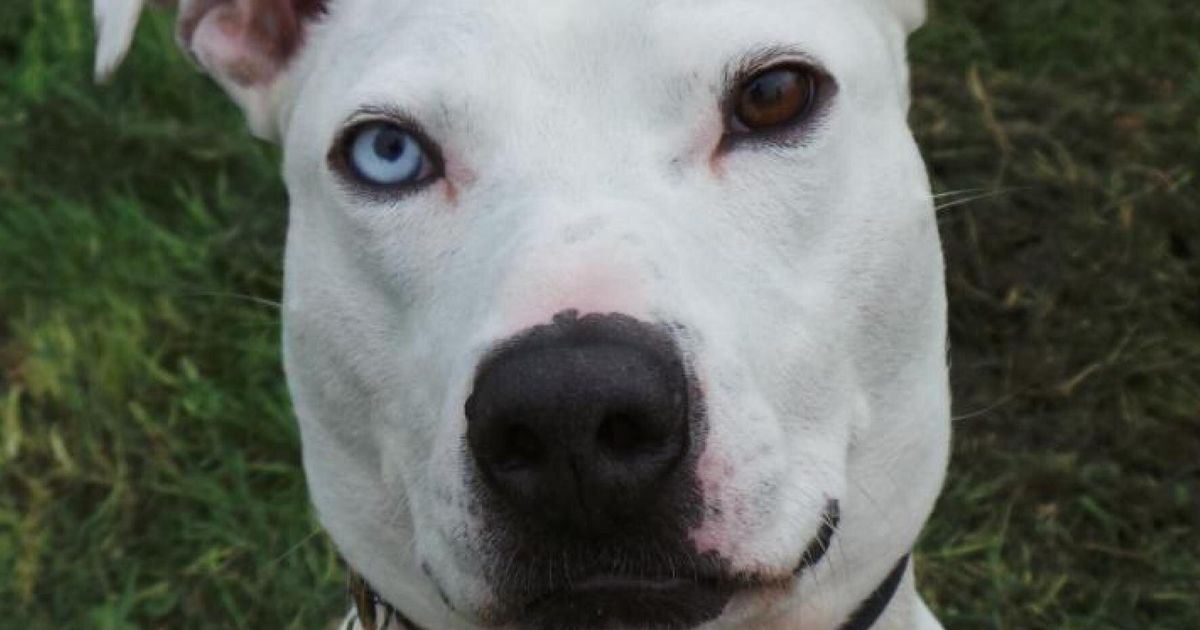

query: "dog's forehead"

left=308, top=0, right=900, bottom=99
left=284, top=0, right=912, bottom=176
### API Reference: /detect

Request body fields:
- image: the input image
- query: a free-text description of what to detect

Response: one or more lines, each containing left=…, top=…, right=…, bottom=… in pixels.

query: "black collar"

left=349, top=554, right=911, bottom=630
left=838, top=554, right=910, bottom=630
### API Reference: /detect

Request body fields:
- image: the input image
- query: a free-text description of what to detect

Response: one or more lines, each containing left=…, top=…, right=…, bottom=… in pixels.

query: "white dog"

left=95, top=1, right=950, bottom=628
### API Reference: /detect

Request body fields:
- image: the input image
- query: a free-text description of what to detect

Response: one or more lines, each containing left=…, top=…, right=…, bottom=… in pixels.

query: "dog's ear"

left=94, top=0, right=149, bottom=81
left=881, top=0, right=926, bottom=35
left=94, top=0, right=328, bottom=139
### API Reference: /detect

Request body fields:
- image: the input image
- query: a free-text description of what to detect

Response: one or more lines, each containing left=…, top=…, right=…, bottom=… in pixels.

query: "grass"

left=1, top=0, right=1196, bottom=628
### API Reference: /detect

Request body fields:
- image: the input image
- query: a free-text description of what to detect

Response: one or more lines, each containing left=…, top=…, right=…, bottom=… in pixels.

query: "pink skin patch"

left=684, top=114, right=728, bottom=179
left=441, top=152, right=477, bottom=207
left=689, top=371, right=739, bottom=559
left=690, top=444, right=740, bottom=558
left=503, top=260, right=650, bottom=334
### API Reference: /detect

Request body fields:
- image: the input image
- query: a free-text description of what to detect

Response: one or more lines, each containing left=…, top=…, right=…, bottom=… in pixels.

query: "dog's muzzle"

left=347, top=312, right=892, bottom=629
left=460, top=311, right=733, bottom=627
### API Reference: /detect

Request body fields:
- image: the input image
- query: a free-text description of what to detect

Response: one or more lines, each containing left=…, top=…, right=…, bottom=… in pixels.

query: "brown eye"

left=732, top=65, right=817, bottom=132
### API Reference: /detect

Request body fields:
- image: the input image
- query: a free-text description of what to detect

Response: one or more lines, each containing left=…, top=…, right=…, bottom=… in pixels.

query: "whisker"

left=176, top=289, right=282, bottom=309
left=934, top=187, right=1026, bottom=213
left=932, top=187, right=993, bottom=199
left=264, top=526, right=325, bottom=566
left=952, top=392, right=1020, bottom=422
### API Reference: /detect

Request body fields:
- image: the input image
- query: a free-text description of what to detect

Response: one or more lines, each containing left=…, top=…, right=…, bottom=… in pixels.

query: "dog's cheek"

left=682, top=362, right=830, bottom=569
left=672, top=279, right=855, bottom=574
left=404, top=488, right=498, bottom=618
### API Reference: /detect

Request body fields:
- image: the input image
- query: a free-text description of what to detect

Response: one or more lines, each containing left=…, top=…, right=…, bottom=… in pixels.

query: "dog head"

left=97, top=1, right=948, bottom=627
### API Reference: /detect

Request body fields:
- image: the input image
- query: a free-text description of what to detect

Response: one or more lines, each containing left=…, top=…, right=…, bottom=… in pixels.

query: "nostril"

left=596, top=411, right=642, bottom=456
left=596, top=410, right=671, bottom=458
left=495, top=422, right=544, bottom=472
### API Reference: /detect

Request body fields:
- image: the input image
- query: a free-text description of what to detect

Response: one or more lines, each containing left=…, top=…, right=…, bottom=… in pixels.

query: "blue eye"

left=342, top=121, right=438, bottom=188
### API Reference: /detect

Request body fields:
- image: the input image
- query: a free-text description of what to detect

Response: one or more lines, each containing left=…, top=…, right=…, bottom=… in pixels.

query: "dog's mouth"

left=518, top=575, right=735, bottom=630
left=350, top=500, right=840, bottom=629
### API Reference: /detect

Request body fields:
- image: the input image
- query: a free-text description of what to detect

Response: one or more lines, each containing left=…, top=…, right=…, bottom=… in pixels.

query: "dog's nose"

left=466, top=312, right=690, bottom=534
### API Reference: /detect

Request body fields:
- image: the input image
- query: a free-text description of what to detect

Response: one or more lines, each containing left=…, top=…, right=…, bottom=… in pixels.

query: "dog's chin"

left=519, top=576, right=735, bottom=630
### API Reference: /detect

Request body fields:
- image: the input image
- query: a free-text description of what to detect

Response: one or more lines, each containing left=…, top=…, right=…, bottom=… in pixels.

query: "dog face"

left=98, top=0, right=948, bottom=627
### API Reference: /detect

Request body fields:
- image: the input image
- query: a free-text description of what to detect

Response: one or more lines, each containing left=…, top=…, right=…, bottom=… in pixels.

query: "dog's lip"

left=523, top=572, right=733, bottom=602
left=518, top=496, right=841, bottom=598
left=517, top=574, right=736, bottom=629
left=549, top=574, right=716, bottom=591
left=793, top=498, right=841, bottom=576
left=511, top=497, right=840, bottom=627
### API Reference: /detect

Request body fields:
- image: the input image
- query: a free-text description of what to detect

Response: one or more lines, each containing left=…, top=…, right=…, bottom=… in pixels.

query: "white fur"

left=884, top=0, right=927, bottom=34
left=96, top=1, right=948, bottom=628
left=93, top=0, right=146, bottom=81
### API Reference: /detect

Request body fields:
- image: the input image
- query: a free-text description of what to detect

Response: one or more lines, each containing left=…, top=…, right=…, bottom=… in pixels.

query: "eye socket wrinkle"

left=723, top=45, right=824, bottom=89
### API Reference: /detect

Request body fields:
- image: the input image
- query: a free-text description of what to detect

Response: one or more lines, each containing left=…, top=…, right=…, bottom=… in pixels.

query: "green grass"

left=1, top=1, right=1197, bottom=628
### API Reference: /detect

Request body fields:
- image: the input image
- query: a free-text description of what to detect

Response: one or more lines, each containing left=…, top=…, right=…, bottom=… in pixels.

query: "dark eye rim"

left=719, top=60, right=835, bottom=151
left=328, top=115, right=445, bottom=196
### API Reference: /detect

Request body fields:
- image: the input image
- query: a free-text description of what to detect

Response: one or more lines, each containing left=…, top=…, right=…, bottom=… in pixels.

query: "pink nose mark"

left=690, top=445, right=738, bottom=556
left=506, top=262, right=648, bottom=333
